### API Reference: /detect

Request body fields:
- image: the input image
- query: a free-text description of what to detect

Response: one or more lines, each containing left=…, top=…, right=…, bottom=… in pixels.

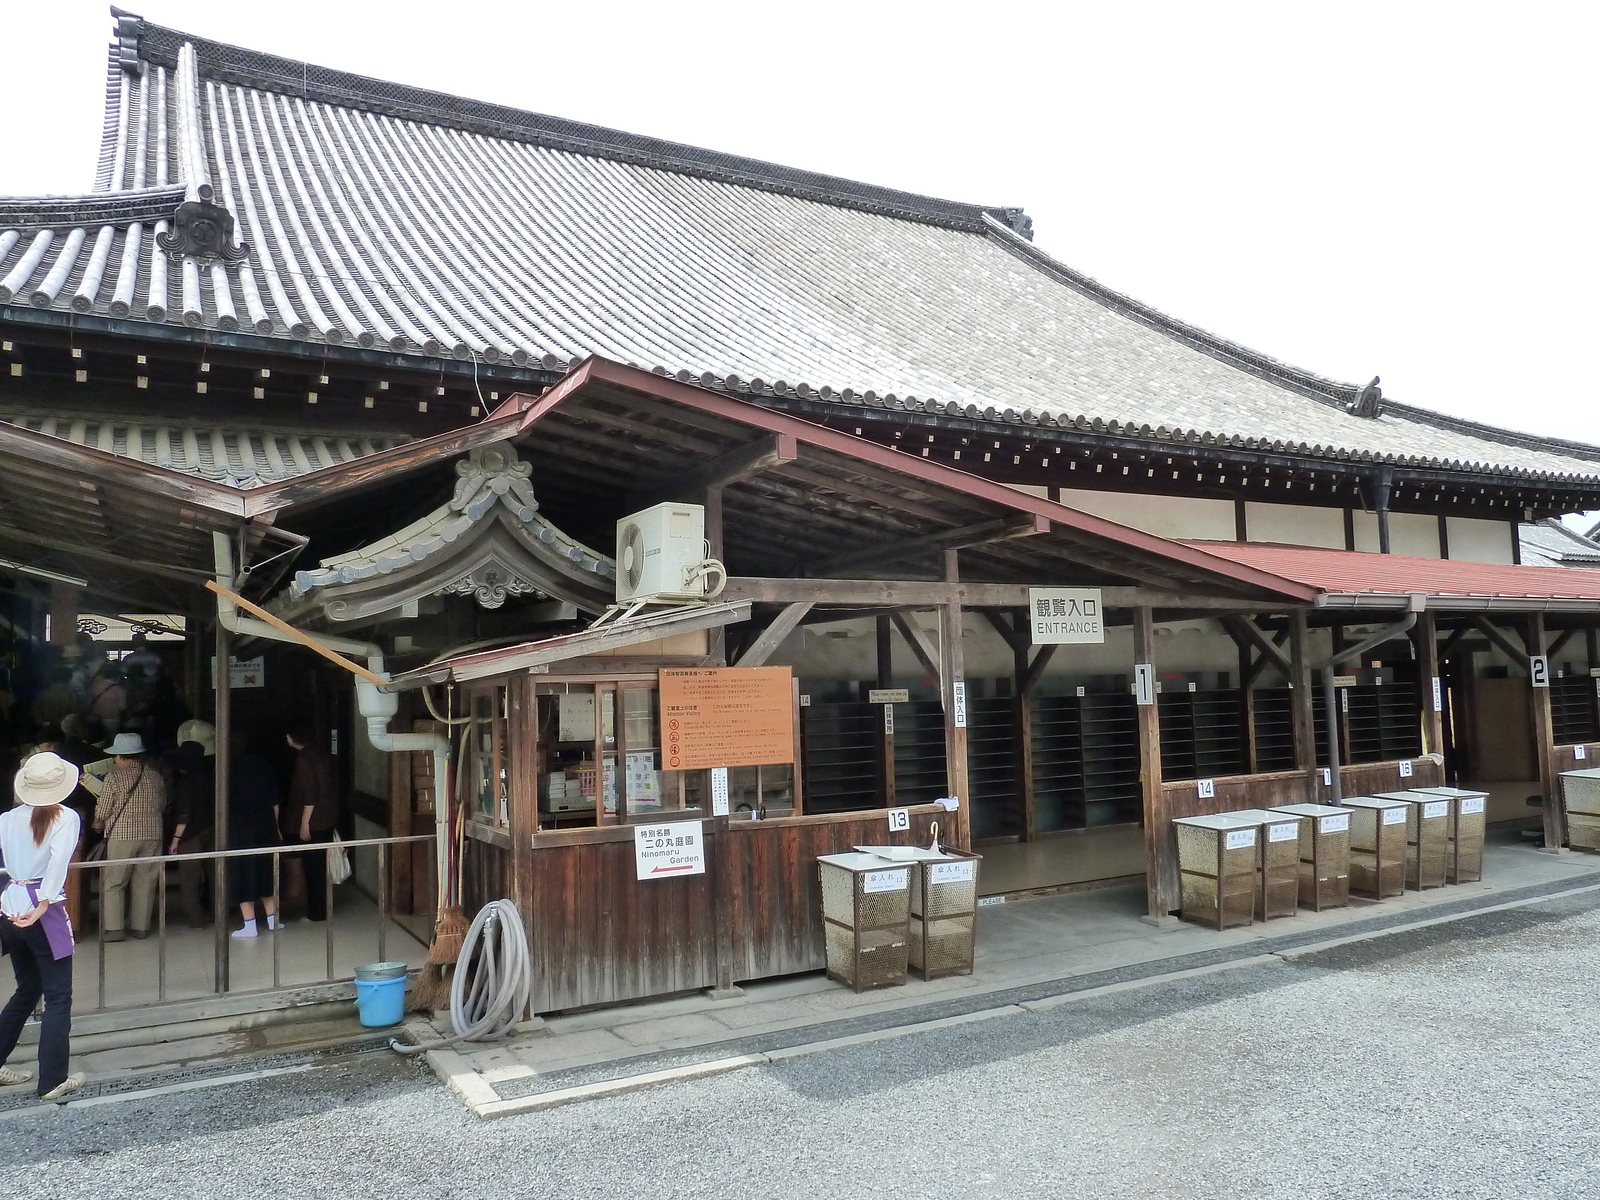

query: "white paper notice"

left=1423, top=801, right=1449, bottom=819
left=710, top=767, right=729, bottom=817
left=1268, top=822, right=1298, bottom=843
left=952, top=681, right=968, bottom=729
left=634, top=822, right=706, bottom=880
left=1320, top=814, right=1351, bottom=834
left=1382, top=807, right=1408, bottom=825
left=929, top=860, right=976, bottom=885
left=1460, top=797, right=1486, bottom=814
left=862, top=868, right=909, bottom=894
left=1224, top=829, right=1256, bottom=851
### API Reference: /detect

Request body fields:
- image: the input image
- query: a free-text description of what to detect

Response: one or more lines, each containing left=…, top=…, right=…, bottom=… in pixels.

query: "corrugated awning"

left=1186, top=541, right=1600, bottom=611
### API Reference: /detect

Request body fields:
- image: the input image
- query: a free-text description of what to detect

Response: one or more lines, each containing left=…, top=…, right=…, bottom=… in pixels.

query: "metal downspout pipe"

left=1323, top=596, right=1424, bottom=803
left=210, top=533, right=455, bottom=913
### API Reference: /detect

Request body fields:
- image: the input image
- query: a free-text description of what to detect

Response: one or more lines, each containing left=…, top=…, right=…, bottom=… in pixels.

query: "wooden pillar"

left=939, top=550, right=970, bottom=850
left=1238, top=635, right=1258, bottom=773
left=876, top=615, right=896, bottom=807
left=1134, top=606, right=1171, bottom=918
left=213, top=619, right=232, bottom=994
left=509, top=676, right=539, bottom=925
left=1289, top=609, right=1318, bottom=799
left=1527, top=613, right=1562, bottom=849
left=1417, top=610, right=1445, bottom=759
left=705, top=485, right=726, bottom=666
left=1012, top=612, right=1037, bottom=840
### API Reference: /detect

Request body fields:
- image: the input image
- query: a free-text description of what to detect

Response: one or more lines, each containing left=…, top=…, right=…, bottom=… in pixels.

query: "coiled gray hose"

left=390, top=899, right=532, bottom=1054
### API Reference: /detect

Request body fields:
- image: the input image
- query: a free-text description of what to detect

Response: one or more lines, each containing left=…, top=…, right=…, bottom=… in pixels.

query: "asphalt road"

left=7, top=889, right=1599, bottom=1200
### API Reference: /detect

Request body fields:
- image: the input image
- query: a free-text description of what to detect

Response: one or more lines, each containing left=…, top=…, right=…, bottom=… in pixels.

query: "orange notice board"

left=659, top=667, right=795, bottom=770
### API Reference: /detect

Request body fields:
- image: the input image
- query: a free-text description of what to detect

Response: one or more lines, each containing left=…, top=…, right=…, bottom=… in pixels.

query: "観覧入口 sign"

left=1028, top=588, right=1103, bottom=645
left=634, top=822, right=706, bottom=880
left=659, top=667, right=794, bottom=770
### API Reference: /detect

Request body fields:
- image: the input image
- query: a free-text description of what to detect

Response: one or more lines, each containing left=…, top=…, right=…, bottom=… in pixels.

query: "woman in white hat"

left=0, top=752, right=85, bottom=1101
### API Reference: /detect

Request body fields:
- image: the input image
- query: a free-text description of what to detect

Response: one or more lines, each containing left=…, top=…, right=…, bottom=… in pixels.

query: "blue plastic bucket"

left=354, top=974, right=407, bottom=1027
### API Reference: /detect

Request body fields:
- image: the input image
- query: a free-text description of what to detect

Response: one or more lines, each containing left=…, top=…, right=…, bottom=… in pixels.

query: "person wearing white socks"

left=225, top=731, right=282, bottom=940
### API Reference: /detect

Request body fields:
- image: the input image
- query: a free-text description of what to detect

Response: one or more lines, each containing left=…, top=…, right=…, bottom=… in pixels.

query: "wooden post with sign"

left=1416, top=610, right=1445, bottom=760
left=1289, top=610, right=1319, bottom=800
left=939, top=550, right=971, bottom=850
left=1526, top=613, right=1562, bottom=849
left=1134, top=606, right=1171, bottom=919
left=876, top=614, right=897, bottom=808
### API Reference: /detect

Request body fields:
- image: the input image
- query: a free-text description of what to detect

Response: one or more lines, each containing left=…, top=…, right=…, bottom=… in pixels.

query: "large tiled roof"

left=0, top=410, right=402, bottom=487
left=3, top=12, right=1600, bottom=484
left=1518, top=520, right=1600, bottom=569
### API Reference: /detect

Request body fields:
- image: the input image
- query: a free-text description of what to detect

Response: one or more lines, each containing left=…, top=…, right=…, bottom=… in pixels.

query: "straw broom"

left=410, top=724, right=471, bottom=1013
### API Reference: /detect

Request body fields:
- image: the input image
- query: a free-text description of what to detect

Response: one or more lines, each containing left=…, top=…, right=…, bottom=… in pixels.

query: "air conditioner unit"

left=615, top=503, right=707, bottom=604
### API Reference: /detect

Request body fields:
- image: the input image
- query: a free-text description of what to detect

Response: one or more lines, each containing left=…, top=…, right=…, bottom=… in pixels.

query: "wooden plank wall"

left=524, top=804, right=945, bottom=1013
left=725, top=807, right=942, bottom=981
left=462, top=837, right=511, bottom=918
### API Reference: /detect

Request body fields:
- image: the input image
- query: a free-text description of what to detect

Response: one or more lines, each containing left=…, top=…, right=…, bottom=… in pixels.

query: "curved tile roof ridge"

left=121, top=13, right=1031, bottom=238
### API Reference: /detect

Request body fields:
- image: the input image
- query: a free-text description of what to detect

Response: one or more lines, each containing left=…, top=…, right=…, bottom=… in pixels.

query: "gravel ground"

left=6, top=891, right=1599, bottom=1200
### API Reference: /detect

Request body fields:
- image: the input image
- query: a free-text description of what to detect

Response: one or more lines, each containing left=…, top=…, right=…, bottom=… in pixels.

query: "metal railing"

left=65, top=833, right=437, bottom=1012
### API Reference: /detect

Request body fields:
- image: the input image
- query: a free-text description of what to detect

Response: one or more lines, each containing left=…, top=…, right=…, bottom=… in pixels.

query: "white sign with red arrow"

left=634, top=822, right=706, bottom=881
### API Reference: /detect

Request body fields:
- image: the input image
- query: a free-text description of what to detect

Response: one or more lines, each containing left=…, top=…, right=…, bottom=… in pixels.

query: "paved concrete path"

left=6, top=884, right=1597, bottom=1199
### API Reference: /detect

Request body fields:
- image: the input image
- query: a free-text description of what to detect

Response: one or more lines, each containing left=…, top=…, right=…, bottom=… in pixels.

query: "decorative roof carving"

left=155, top=198, right=248, bottom=262
left=291, top=444, right=615, bottom=621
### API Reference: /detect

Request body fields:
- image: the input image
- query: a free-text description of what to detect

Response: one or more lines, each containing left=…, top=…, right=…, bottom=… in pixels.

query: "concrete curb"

left=424, top=876, right=1600, bottom=1119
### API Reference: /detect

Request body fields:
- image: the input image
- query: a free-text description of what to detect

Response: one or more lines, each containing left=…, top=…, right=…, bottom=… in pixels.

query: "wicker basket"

left=1342, top=796, right=1408, bottom=899
left=1374, top=792, right=1451, bottom=890
left=1270, top=803, right=1352, bottom=911
left=1174, top=814, right=1261, bottom=930
left=1411, top=786, right=1488, bottom=882
left=908, top=851, right=980, bottom=980
left=1561, top=769, right=1600, bottom=852
left=818, top=852, right=912, bottom=992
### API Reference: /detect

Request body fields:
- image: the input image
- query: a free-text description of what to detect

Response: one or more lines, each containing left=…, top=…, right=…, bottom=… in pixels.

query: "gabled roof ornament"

left=156, top=41, right=249, bottom=263
left=112, top=8, right=145, bottom=75
left=1347, top=376, right=1383, bottom=419
left=990, top=207, right=1034, bottom=241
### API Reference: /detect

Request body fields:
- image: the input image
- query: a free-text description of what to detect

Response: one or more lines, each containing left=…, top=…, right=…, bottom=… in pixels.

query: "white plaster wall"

left=1244, top=501, right=1345, bottom=549
left=1054, top=489, right=1235, bottom=541
left=353, top=723, right=389, bottom=799
left=1353, top=510, right=1380, bottom=552
left=1389, top=512, right=1442, bottom=558
left=1447, top=516, right=1516, bottom=564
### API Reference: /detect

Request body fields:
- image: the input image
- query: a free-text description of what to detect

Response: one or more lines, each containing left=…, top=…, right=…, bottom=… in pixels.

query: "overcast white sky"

left=5, top=2, right=1598, bottom=447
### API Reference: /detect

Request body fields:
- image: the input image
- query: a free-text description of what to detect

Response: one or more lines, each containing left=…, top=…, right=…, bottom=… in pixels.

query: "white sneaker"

left=40, top=1073, right=83, bottom=1103
left=0, top=1066, right=31, bottom=1087
left=230, top=924, right=258, bottom=939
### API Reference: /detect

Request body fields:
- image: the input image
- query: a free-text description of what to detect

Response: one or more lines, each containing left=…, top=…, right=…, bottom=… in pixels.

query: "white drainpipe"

left=212, top=533, right=454, bottom=902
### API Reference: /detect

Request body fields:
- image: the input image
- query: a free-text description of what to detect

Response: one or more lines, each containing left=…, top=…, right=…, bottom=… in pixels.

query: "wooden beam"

left=1012, top=613, right=1037, bottom=841
left=1223, top=615, right=1293, bottom=679
left=630, top=432, right=799, bottom=507
left=810, top=515, right=1049, bottom=577
left=722, top=577, right=1278, bottom=611
left=1241, top=627, right=1290, bottom=687
left=1020, top=643, right=1058, bottom=695
left=1470, top=615, right=1530, bottom=670
left=1546, top=626, right=1579, bottom=662
left=1527, top=613, right=1563, bottom=849
left=1437, top=625, right=1473, bottom=662
left=734, top=602, right=813, bottom=667
left=939, top=550, right=970, bottom=850
left=1289, top=609, right=1318, bottom=798
left=204, top=580, right=388, bottom=686
left=1134, top=606, right=1172, bottom=918
left=1417, top=609, right=1445, bottom=759
left=891, top=612, right=941, bottom=682
left=981, top=609, right=1028, bottom=656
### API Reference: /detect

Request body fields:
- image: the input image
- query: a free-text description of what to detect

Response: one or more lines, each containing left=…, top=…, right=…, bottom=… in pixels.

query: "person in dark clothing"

left=285, top=724, right=340, bottom=922
left=163, top=720, right=216, bottom=928
left=227, top=732, right=280, bottom=940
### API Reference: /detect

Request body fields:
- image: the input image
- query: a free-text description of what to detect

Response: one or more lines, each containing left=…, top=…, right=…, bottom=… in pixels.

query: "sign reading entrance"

left=634, top=822, right=706, bottom=879
left=659, top=667, right=795, bottom=770
left=1028, top=588, right=1104, bottom=645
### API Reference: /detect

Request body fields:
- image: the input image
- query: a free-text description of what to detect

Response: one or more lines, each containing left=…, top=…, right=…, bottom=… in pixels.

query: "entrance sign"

left=634, top=822, right=706, bottom=879
left=1028, top=587, right=1104, bottom=644
left=952, top=681, right=968, bottom=728
left=659, top=667, right=795, bottom=770
left=1529, top=656, right=1550, bottom=688
left=1431, top=677, right=1443, bottom=713
left=883, top=705, right=894, bottom=735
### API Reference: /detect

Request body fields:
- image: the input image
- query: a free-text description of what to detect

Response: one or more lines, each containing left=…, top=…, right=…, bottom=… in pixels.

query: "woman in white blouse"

left=0, top=753, right=85, bottom=1101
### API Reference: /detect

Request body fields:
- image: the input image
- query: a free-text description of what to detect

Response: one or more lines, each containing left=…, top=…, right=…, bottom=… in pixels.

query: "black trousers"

left=297, top=837, right=329, bottom=922
left=0, top=919, right=72, bottom=1095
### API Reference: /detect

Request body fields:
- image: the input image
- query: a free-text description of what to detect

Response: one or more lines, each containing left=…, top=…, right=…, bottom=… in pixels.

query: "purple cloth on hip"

left=4, top=883, right=76, bottom=961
